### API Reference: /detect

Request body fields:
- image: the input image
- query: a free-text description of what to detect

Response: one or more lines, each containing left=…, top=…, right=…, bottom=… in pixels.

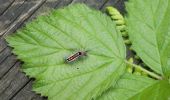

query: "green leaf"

left=126, top=0, right=170, bottom=77
left=6, top=4, right=126, bottom=100
left=98, top=73, right=170, bottom=100
left=130, top=80, right=170, bottom=100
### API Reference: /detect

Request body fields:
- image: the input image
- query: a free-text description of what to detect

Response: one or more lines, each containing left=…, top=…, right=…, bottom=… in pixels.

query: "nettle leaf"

left=126, top=0, right=170, bottom=77
left=98, top=73, right=170, bottom=100
left=6, top=4, right=126, bottom=100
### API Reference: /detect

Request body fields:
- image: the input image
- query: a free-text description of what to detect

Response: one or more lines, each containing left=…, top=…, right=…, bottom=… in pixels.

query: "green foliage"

left=99, top=0, right=170, bottom=99
left=6, top=4, right=126, bottom=100
left=130, top=80, right=170, bottom=100
left=126, top=0, right=170, bottom=77
left=6, top=0, right=170, bottom=99
left=98, top=73, right=170, bottom=100
left=126, top=58, right=133, bottom=73
left=106, top=6, right=128, bottom=37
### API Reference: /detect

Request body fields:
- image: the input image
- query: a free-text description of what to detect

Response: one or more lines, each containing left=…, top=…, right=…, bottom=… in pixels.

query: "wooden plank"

left=54, top=0, right=73, bottom=8
left=25, top=0, right=61, bottom=23
left=12, top=80, right=47, bottom=100
left=100, top=0, right=117, bottom=11
left=0, top=1, right=46, bottom=83
left=0, top=47, right=11, bottom=64
left=0, top=55, right=18, bottom=79
left=0, top=62, right=30, bottom=100
left=0, top=0, right=46, bottom=36
left=85, top=0, right=108, bottom=9
left=0, top=38, right=7, bottom=52
left=0, top=0, right=25, bottom=32
left=0, top=0, right=15, bottom=15
left=112, top=0, right=126, bottom=14
left=0, top=0, right=46, bottom=56
left=71, top=0, right=87, bottom=4
left=17, top=0, right=74, bottom=24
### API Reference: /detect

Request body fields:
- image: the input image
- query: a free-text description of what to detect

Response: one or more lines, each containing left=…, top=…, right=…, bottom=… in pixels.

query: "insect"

left=66, top=51, right=87, bottom=63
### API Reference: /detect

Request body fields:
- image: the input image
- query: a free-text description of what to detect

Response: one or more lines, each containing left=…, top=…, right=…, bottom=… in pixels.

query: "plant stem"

left=125, top=60, right=163, bottom=80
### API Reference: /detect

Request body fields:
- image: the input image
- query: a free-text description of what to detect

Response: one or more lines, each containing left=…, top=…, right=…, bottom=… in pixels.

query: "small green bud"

left=121, top=31, right=128, bottom=37
left=111, top=14, right=124, bottom=20
left=106, top=6, right=120, bottom=16
left=133, top=67, right=142, bottom=75
left=106, top=6, right=124, bottom=21
left=127, top=67, right=133, bottom=73
left=116, top=25, right=126, bottom=31
left=133, top=68, right=142, bottom=75
left=141, top=71, right=148, bottom=76
left=135, top=67, right=141, bottom=72
left=126, top=58, right=133, bottom=73
left=129, top=46, right=133, bottom=50
left=115, top=20, right=125, bottom=25
left=124, top=39, right=131, bottom=45
left=128, top=58, right=133, bottom=63
left=133, top=71, right=142, bottom=75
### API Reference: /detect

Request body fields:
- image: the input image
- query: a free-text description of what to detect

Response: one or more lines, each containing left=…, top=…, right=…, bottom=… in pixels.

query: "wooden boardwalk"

left=0, top=0, right=125, bottom=100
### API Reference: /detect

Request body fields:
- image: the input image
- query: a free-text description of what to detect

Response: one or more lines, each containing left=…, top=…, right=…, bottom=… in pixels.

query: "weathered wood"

left=0, top=62, right=30, bottom=100
left=54, top=0, right=73, bottom=8
left=0, top=47, right=11, bottom=64
left=114, top=0, right=126, bottom=14
left=71, top=0, right=87, bottom=4
left=0, top=0, right=15, bottom=15
left=0, top=0, right=46, bottom=36
left=0, top=0, right=25, bottom=32
left=85, top=0, right=108, bottom=9
left=0, top=38, right=7, bottom=52
left=12, top=80, right=47, bottom=100
left=101, top=0, right=117, bottom=11
left=0, top=55, right=17, bottom=79
left=25, top=0, right=61, bottom=23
